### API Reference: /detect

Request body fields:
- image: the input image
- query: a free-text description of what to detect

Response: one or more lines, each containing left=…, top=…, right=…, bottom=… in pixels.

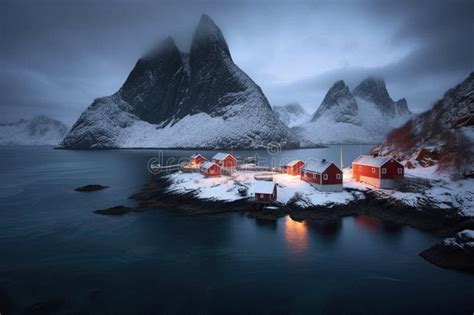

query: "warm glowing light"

left=355, top=215, right=381, bottom=230
left=284, top=216, right=309, bottom=254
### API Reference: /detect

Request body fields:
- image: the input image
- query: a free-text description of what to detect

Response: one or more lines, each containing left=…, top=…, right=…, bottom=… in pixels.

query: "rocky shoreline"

left=124, top=175, right=474, bottom=273
left=129, top=176, right=473, bottom=233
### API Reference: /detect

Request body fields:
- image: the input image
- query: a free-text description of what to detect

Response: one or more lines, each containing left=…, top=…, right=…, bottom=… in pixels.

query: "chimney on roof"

left=373, top=152, right=379, bottom=158
left=322, top=159, right=326, bottom=163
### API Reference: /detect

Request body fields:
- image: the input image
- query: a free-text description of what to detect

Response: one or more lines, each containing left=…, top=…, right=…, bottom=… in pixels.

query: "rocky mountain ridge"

left=375, top=72, right=474, bottom=177
left=61, top=14, right=298, bottom=149
left=295, top=77, right=412, bottom=144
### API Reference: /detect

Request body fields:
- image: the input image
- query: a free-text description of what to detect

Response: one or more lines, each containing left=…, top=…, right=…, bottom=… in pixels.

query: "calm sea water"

left=0, top=146, right=472, bottom=314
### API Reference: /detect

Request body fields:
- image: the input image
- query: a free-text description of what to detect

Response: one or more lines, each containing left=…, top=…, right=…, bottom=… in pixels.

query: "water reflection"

left=307, top=219, right=342, bottom=237
left=284, top=216, right=309, bottom=254
left=254, top=219, right=278, bottom=230
left=354, top=215, right=403, bottom=234
left=354, top=215, right=382, bottom=230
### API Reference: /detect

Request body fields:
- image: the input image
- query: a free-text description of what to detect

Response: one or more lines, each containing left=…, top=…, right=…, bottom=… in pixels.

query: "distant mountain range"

left=294, top=77, right=412, bottom=144
left=61, top=14, right=298, bottom=149
left=0, top=115, right=69, bottom=146
left=273, top=103, right=311, bottom=127
left=376, top=72, right=473, bottom=177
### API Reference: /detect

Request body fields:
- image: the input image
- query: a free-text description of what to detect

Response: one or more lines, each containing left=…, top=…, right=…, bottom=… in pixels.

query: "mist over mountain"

left=295, top=77, right=412, bottom=144
left=61, top=14, right=298, bottom=149
left=0, top=115, right=69, bottom=146
left=273, top=103, right=311, bottom=127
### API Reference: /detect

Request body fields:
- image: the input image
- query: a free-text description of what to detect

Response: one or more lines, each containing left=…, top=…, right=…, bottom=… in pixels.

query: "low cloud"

left=1, top=0, right=472, bottom=123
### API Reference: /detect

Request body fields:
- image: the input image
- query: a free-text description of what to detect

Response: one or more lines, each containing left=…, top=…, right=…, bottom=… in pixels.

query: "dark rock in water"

left=23, top=299, right=64, bottom=315
left=94, top=205, right=133, bottom=215
left=420, top=230, right=474, bottom=273
left=75, top=184, right=109, bottom=192
left=248, top=211, right=286, bottom=221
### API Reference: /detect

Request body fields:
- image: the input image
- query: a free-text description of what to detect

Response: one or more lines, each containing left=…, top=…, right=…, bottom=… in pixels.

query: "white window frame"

left=336, top=173, right=341, bottom=180
left=372, top=167, right=376, bottom=174
left=397, top=168, right=403, bottom=174
left=381, top=168, right=387, bottom=174
left=323, top=174, right=328, bottom=180
left=313, top=173, right=317, bottom=179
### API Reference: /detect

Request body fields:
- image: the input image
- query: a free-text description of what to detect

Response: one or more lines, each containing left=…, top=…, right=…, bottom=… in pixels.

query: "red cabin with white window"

left=212, top=153, right=237, bottom=168
left=352, top=155, right=404, bottom=189
left=190, top=153, right=207, bottom=167
left=254, top=180, right=277, bottom=203
left=199, top=161, right=221, bottom=177
left=301, top=159, right=343, bottom=192
left=283, top=160, right=305, bottom=176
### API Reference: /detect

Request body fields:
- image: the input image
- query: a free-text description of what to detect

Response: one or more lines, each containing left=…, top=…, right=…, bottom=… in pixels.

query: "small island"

left=75, top=184, right=109, bottom=192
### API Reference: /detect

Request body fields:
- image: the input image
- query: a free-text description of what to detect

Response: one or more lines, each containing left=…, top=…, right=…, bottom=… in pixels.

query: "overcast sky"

left=1, top=0, right=473, bottom=125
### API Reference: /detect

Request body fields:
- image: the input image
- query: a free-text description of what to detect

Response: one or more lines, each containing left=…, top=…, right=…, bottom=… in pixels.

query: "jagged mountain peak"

left=352, top=76, right=393, bottom=107
left=61, top=14, right=298, bottom=149
left=116, top=36, right=185, bottom=125
left=142, top=36, right=179, bottom=61
left=325, top=80, right=351, bottom=97
left=311, top=80, right=358, bottom=124
left=331, top=80, right=347, bottom=90
left=191, top=14, right=231, bottom=64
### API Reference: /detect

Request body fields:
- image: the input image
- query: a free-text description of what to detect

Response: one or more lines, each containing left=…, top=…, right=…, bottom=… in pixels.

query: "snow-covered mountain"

left=376, top=72, right=473, bottom=177
left=61, top=14, right=299, bottom=149
left=295, top=77, right=412, bottom=144
left=0, top=115, right=69, bottom=146
left=273, top=103, right=311, bottom=127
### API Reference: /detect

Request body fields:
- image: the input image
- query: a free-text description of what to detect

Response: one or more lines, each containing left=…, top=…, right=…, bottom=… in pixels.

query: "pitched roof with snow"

left=352, top=155, right=392, bottom=167
left=191, top=153, right=205, bottom=159
left=253, top=180, right=276, bottom=194
left=284, top=160, right=304, bottom=167
left=212, top=152, right=235, bottom=161
left=200, top=161, right=216, bottom=170
left=301, top=159, right=337, bottom=174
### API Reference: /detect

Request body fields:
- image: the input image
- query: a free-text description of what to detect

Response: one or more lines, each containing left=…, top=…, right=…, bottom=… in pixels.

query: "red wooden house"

left=212, top=153, right=237, bottom=168
left=199, top=161, right=221, bottom=177
left=190, top=153, right=207, bottom=167
left=283, top=160, right=305, bottom=176
left=301, top=159, right=343, bottom=192
left=352, top=155, right=404, bottom=189
left=253, top=180, right=277, bottom=203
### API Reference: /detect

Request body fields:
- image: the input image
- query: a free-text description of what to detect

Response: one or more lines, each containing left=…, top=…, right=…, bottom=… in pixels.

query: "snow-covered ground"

left=166, top=171, right=364, bottom=208
left=165, top=167, right=473, bottom=216
left=344, top=167, right=474, bottom=217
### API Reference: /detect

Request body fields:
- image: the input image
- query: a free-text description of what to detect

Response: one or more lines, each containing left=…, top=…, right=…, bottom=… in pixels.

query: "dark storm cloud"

left=266, top=0, right=474, bottom=113
left=1, top=0, right=473, bottom=124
